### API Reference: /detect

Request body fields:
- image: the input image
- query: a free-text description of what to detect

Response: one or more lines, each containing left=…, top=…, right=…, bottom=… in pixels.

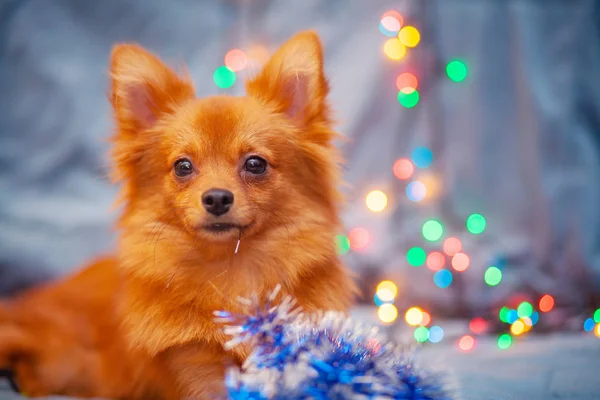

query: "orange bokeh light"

left=393, top=158, right=414, bottom=180
left=426, top=251, right=445, bottom=271
left=469, top=317, right=488, bottom=334
left=451, top=252, right=470, bottom=271
left=348, top=228, right=370, bottom=251
left=539, top=294, right=555, bottom=313
left=419, top=311, right=431, bottom=326
left=381, top=10, right=404, bottom=28
left=396, top=72, right=418, bottom=93
left=458, top=335, right=475, bottom=352
left=443, top=237, right=462, bottom=256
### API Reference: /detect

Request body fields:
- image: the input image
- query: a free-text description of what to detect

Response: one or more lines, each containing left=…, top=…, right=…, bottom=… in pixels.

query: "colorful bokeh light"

left=418, top=173, right=441, bottom=199
left=422, top=219, right=444, bottom=242
left=451, top=252, right=470, bottom=271
left=406, top=247, right=426, bottom=267
left=484, top=266, right=502, bottom=286
left=348, top=228, right=370, bottom=251
left=377, top=304, right=399, bottom=324
left=397, top=90, right=419, bottom=108
left=414, top=326, right=429, bottom=342
left=396, top=72, right=418, bottom=93
left=405, top=307, right=423, bottom=326
left=539, top=294, right=555, bottom=312
left=406, top=181, right=427, bottom=202
left=380, top=10, right=403, bottom=36
left=466, top=213, right=486, bottom=234
left=426, top=251, right=445, bottom=271
left=224, top=49, right=247, bottom=72
left=398, top=26, right=420, bottom=48
left=530, top=312, right=540, bottom=325
left=213, top=66, right=236, bottom=89
left=375, top=288, right=395, bottom=304
left=458, top=335, right=475, bottom=352
left=595, top=323, right=600, bottom=338
left=510, top=320, right=525, bottom=336
left=366, top=190, right=388, bottom=212
left=469, top=317, right=488, bottom=334
left=443, top=237, right=462, bottom=256
left=411, top=147, right=433, bottom=168
left=499, top=306, right=510, bottom=323
left=446, top=60, right=468, bottom=82
left=506, top=310, right=519, bottom=324
left=384, top=38, right=406, bottom=60
left=434, top=269, right=453, bottom=288
left=497, top=334, right=512, bottom=349
left=376, top=280, right=398, bottom=298
left=594, top=308, right=600, bottom=323
left=584, top=318, right=595, bottom=332
left=428, top=326, right=444, bottom=343
left=419, top=311, right=431, bottom=326
left=393, top=158, right=414, bottom=180
left=335, top=234, right=350, bottom=255
left=517, top=302, right=533, bottom=318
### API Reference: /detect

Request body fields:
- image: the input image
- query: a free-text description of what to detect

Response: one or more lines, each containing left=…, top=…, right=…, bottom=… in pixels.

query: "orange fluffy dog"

left=0, top=31, right=356, bottom=399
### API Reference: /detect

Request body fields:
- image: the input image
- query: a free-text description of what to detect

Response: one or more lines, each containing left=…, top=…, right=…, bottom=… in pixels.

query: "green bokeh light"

left=594, top=308, right=600, bottom=323
left=484, top=266, right=502, bottom=286
left=213, top=66, right=236, bottom=88
left=466, top=213, right=486, bottom=234
left=414, top=326, right=430, bottom=343
left=335, top=234, right=351, bottom=255
left=517, top=302, right=533, bottom=318
left=397, top=90, right=420, bottom=108
left=422, top=220, right=444, bottom=242
left=497, top=334, right=512, bottom=349
left=446, top=60, right=468, bottom=82
left=406, top=247, right=426, bottom=267
left=499, top=306, right=510, bottom=323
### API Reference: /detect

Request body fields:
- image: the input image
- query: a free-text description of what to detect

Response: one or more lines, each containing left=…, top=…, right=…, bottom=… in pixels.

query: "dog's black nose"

left=202, top=189, right=234, bottom=216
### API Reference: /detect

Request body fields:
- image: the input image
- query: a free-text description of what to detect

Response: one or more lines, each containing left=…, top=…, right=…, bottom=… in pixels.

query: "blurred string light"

left=422, top=219, right=443, bottom=242
left=466, top=213, right=486, bottom=234
left=348, top=228, right=370, bottom=251
left=538, top=294, right=555, bottom=312
left=213, top=66, right=236, bottom=89
left=510, top=320, right=525, bottom=336
left=406, top=246, right=426, bottom=267
left=393, top=158, right=414, bottom=180
left=498, top=307, right=510, bottom=323
left=451, top=252, right=470, bottom=272
left=413, top=326, right=429, bottom=342
left=419, top=310, right=431, bottom=326
left=446, top=60, right=468, bottom=82
left=583, top=318, right=595, bottom=332
left=379, top=10, right=403, bottom=36
left=377, top=304, right=399, bottom=323
left=434, top=269, right=453, bottom=288
left=484, top=266, right=502, bottom=286
left=517, top=302, right=533, bottom=318
left=426, top=251, right=445, bottom=271
left=366, top=190, right=388, bottom=212
left=530, top=312, right=540, bottom=325
left=506, top=309, right=519, bottom=324
left=595, top=324, right=600, bottom=338
left=428, top=326, right=444, bottom=343
left=335, top=234, right=350, bottom=255
left=397, top=90, right=419, bottom=108
left=418, top=173, right=441, bottom=199
left=443, top=237, right=462, bottom=256
left=594, top=308, right=600, bottom=322
left=396, top=72, right=418, bottom=93
left=398, top=26, right=420, bottom=48
left=458, top=335, right=475, bottom=352
left=376, top=280, right=398, bottom=297
left=411, top=147, right=433, bottom=168
left=469, top=317, right=488, bottom=334
left=374, top=289, right=395, bottom=306
left=224, top=49, right=247, bottom=72
left=405, top=307, right=423, bottom=326
left=497, top=334, right=512, bottom=349
left=406, top=181, right=426, bottom=202
left=384, top=38, right=406, bottom=60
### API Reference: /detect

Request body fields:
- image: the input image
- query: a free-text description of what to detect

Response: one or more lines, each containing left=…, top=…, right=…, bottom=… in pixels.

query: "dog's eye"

left=174, top=158, right=194, bottom=177
left=244, top=156, right=267, bottom=175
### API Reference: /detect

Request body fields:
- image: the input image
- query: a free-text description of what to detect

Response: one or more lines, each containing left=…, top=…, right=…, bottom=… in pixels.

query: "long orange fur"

left=0, top=31, right=357, bottom=399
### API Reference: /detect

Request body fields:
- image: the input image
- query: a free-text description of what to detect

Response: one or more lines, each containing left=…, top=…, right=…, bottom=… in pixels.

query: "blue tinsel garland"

left=214, top=286, right=454, bottom=399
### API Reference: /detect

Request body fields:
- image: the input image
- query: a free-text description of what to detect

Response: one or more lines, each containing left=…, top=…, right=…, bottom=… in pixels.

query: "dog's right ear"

left=109, top=44, right=195, bottom=137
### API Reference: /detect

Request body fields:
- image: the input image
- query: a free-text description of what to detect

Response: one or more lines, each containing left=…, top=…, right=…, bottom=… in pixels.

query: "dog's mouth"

left=202, top=223, right=239, bottom=233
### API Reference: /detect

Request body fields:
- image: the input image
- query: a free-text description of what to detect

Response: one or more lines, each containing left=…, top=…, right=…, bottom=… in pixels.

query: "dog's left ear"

left=246, top=31, right=330, bottom=127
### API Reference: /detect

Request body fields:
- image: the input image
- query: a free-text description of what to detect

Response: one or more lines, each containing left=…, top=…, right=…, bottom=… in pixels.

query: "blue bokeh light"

left=583, top=317, right=595, bottom=332
left=406, top=181, right=426, bottom=202
left=411, top=147, right=433, bottom=168
left=433, top=269, right=453, bottom=288
left=428, top=326, right=444, bottom=343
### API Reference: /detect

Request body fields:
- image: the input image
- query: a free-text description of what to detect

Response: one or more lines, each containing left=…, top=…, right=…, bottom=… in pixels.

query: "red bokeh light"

left=443, top=237, right=462, bottom=256
left=426, top=251, right=445, bottom=271
left=224, top=49, right=248, bottom=72
left=349, top=228, right=370, bottom=251
left=469, top=317, right=488, bottom=334
left=539, top=294, right=555, bottom=312
left=393, top=158, right=414, bottom=180
left=458, top=335, right=475, bottom=352
left=419, top=311, right=431, bottom=326
left=381, top=10, right=404, bottom=28
left=396, top=72, right=418, bottom=93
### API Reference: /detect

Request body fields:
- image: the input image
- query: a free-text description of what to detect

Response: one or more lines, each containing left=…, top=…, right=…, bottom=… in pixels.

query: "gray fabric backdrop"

left=1, top=0, right=599, bottom=312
